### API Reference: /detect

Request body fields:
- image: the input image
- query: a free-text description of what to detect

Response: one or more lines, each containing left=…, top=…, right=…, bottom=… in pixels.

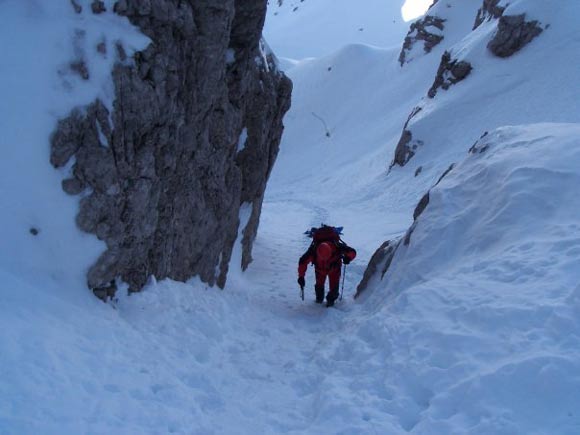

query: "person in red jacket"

left=297, top=226, right=356, bottom=307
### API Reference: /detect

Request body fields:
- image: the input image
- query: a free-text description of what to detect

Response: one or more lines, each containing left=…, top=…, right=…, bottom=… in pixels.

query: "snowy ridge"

left=264, top=0, right=409, bottom=60
left=357, top=124, right=580, bottom=433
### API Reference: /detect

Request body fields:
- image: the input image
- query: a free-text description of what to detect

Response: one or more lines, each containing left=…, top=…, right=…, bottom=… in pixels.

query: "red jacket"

left=298, top=240, right=356, bottom=277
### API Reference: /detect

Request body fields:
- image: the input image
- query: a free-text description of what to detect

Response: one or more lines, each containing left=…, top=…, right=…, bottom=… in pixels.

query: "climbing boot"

left=315, top=285, right=324, bottom=303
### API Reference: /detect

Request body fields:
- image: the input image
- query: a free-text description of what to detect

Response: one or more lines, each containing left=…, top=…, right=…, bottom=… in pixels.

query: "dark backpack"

left=303, top=225, right=348, bottom=267
left=304, top=224, right=343, bottom=243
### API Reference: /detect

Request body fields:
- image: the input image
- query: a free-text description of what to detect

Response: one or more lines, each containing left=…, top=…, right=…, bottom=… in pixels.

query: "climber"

left=297, top=225, right=357, bottom=307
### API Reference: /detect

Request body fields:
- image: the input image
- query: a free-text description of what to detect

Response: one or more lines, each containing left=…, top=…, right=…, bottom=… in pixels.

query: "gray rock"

left=405, top=163, right=454, bottom=246
left=115, top=42, right=127, bottom=61
left=62, top=178, right=85, bottom=195
left=96, top=41, right=107, bottom=55
left=399, top=15, right=446, bottom=66
left=51, top=0, right=292, bottom=294
left=70, top=0, right=82, bottom=14
left=428, top=51, right=472, bottom=98
left=355, top=238, right=401, bottom=299
left=92, top=280, right=116, bottom=302
left=435, top=163, right=456, bottom=186
left=91, top=1, right=106, bottom=14
left=413, top=192, right=430, bottom=221
left=392, top=129, right=417, bottom=168
left=469, top=131, right=490, bottom=154
left=357, top=162, right=456, bottom=297
left=487, top=14, right=543, bottom=58
left=473, top=0, right=505, bottom=30
left=70, top=60, right=90, bottom=80
left=390, top=106, right=422, bottom=168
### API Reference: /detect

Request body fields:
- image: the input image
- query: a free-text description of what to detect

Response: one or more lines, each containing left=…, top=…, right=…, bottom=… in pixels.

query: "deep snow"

left=2, top=0, right=580, bottom=434
left=354, top=124, right=580, bottom=434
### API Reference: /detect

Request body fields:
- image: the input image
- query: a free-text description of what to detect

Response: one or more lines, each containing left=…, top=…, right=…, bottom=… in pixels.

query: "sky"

left=402, top=0, right=433, bottom=21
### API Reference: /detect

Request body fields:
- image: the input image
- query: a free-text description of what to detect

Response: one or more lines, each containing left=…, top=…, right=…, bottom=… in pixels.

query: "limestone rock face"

left=487, top=14, right=543, bottom=58
left=51, top=0, right=292, bottom=294
left=399, top=15, right=446, bottom=66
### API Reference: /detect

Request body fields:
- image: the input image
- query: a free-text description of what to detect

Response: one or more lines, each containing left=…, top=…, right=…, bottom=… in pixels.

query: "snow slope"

left=355, top=124, right=580, bottom=434
left=264, top=0, right=486, bottom=252
left=398, top=0, right=580, bottom=188
left=2, top=0, right=580, bottom=434
left=264, top=0, right=409, bottom=60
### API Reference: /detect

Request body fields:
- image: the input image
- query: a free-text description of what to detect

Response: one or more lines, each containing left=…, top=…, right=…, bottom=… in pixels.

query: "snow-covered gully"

left=2, top=0, right=580, bottom=434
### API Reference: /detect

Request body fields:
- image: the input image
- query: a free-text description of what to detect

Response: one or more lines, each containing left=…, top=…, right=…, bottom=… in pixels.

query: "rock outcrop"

left=390, top=106, right=423, bottom=168
left=51, top=0, right=292, bottom=295
left=473, top=1, right=544, bottom=57
left=487, top=14, right=543, bottom=58
left=473, top=0, right=505, bottom=30
left=355, top=238, right=401, bottom=298
left=469, top=131, right=491, bottom=154
left=356, top=162, right=455, bottom=298
left=399, top=15, right=446, bottom=66
left=427, top=51, right=472, bottom=98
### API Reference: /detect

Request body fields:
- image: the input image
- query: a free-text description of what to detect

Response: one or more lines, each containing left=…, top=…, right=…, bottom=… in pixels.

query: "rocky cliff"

left=51, top=0, right=292, bottom=296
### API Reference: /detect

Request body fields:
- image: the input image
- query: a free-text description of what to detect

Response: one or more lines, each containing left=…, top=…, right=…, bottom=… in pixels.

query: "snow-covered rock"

left=398, top=15, right=445, bottom=66
left=398, top=0, right=482, bottom=67
left=473, top=0, right=506, bottom=30
left=427, top=50, right=472, bottom=98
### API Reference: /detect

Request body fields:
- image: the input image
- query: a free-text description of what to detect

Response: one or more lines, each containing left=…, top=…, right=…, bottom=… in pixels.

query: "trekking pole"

left=340, top=264, right=347, bottom=301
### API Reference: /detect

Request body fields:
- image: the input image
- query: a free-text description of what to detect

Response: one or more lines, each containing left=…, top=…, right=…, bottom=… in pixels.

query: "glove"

left=342, top=256, right=351, bottom=265
left=297, top=276, right=305, bottom=288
